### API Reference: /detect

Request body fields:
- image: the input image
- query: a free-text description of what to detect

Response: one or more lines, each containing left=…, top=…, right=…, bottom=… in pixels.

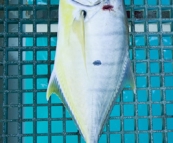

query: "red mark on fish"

left=102, top=5, right=114, bottom=11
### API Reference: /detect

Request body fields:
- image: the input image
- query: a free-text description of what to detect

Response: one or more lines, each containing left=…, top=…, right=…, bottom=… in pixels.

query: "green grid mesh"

left=0, top=0, right=173, bottom=143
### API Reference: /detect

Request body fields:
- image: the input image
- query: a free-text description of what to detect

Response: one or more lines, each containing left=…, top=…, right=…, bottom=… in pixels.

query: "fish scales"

left=46, top=0, right=136, bottom=143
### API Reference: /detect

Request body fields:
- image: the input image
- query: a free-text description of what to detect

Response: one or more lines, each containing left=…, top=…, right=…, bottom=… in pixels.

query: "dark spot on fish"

left=82, top=10, right=87, bottom=18
left=93, top=60, right=102, bottom=66
left=102, top=5, right=114, bottom=11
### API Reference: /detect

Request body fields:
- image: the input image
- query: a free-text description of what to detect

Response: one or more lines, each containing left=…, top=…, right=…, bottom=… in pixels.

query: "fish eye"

left=82, top=10, right=87, bottom=18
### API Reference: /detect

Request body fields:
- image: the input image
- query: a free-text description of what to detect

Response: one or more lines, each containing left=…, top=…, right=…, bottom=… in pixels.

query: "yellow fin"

left=124, top=59, right=136, bottom=94
left=46, top=70, right=64, bottom=101
left=71, top=11, right=86, bottom=64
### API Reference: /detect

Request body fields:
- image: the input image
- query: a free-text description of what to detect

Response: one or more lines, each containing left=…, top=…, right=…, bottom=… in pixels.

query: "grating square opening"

left=123, top=90, right=134, bottom=102
left=0, top=9, right=4, bottom=19
left=52, top=136, right=63, bottom=143
left=22, top=10, right=33, bottom=18
left=37, top=106, right=48, bottom=118
left=150, top=62, right=161, bottom=73
left=110, top=134, right=121, bottom=143
left=162, top=35, right=172, bottom=46
left=136, top=62, right=147, bottom=73
left=8, top=37, right=18, bottom=47
left=165, top=76, right=173, bottom=87
left=0, top=23, right=3, bottom=33
left=36, top=10, right=48, bottom=19
left=152, top=104, right=163, bottom=116
left=8, top=64, right=18, bottom=75
left=147, top=0, right=157, bottom=5
left=22, top=122, right=33, bottom=134
left=162, top=9, right=171, bottom=19
left=163, top=49, right=173, bottom=59
left=149, top=49, right=160, bottom=60
left=22, top=50, right=33, bottom=61
left=153, top=133, right=163, bottom=143
left=138, top=118, right=149, bottom=131
left=162, top=22, right=172, bottom=32
left=124, top=134, right=135, bottom=143
left=22, top=107, right=33, bottom=119
left=110, top=105, right=121, bottom=117
left=8, top=10, right=18, bottom=19
left=110, top=119, right=121, bottom=132
left=134, top=8, right=145, bottom=19
left=22, top=78, right=33, bottom=89
left=137, top=90, right=148, bottom=102
left=9, top=0, right=18, bottom=4
left=7, top=79, right=18, bottom=90
left=36, top=24, right=48, bottom=32
left=124, top=119, right=135, bottom=131
left=149, top=23, right=158, bottom=32
left=139, top=133, right=150, bottom=143
left=138, top=104, right=148, bottom=116
left=37, top=92, right=47, bottom=104
left=22, top=24, right=33, bottom=32
left=0, top=80, right=2, bottom=90
left=50, top=8, right=58, bottom=18
left=134, top=0, right=144, bottom=5
left=37, top=121, right=48, bottom=133
left=7, top=122, right=18, bottom=134
left=161, top=0, right=171, bottom=5
left=136, top=76, right=147, bottom=88
left=23, top=92, right=33, bottom=104
left=22, top=64, right=33, bottom=75
left=8, top=137, right=18, bottom=143
left=8, top=23, right=18, bottom=33
left=36, top=38, right=48, bottom=47
left=0, top=65, right=3, bottom=76
left=135, top=22, right=145, bottom=32
left=164, top=62, right=173, bottom=73
left=167, top=132, right=173, bottom=143
left=151, top=90, right=162, bottom=101
left=124, top=104, right=134, bottom=116
left=148, top=8, right=158, bottom=19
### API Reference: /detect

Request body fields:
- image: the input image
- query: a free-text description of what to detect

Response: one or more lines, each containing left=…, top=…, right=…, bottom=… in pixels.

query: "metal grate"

left=1, top=0, right=173, bottom=143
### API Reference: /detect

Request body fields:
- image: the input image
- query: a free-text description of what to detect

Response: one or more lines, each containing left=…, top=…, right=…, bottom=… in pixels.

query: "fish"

left=46, top=0, right=136, bottom=143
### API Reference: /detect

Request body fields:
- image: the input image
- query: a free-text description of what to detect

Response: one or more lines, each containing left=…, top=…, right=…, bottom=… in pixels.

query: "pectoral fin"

left=123, top=58, right=136, bottom=94
left=71, top=10, right=86, bottom=65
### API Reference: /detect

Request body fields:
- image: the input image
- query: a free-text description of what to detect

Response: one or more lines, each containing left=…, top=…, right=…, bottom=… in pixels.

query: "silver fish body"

left=47, top=0, right=136, bottom=143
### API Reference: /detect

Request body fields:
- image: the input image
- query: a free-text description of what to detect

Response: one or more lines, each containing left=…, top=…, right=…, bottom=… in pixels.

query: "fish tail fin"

left=124, top=58, right=136, bottom=94
left=46, top=70, right=60, bottom=101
